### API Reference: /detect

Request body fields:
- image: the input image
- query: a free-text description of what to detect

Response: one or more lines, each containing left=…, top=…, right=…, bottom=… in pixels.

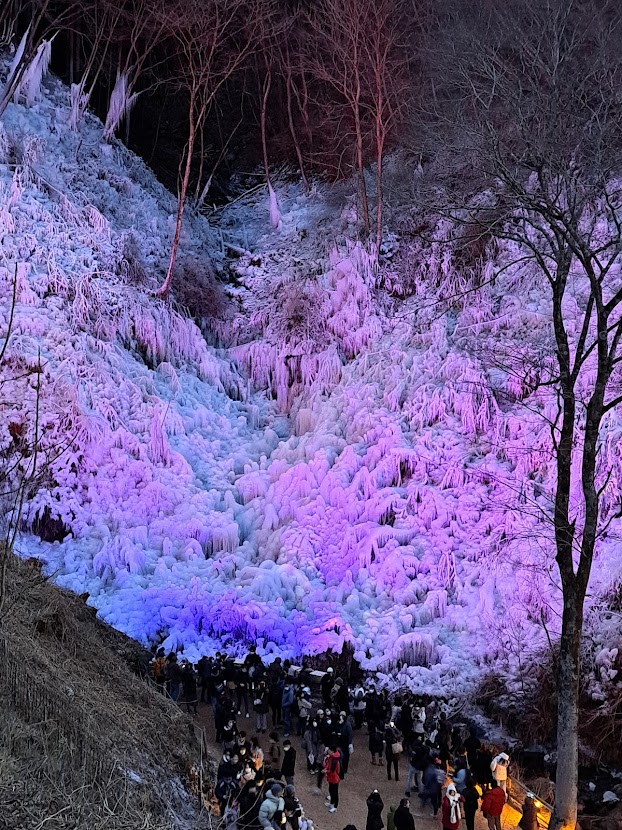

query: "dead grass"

left=0, top=553, right=207, bottom=830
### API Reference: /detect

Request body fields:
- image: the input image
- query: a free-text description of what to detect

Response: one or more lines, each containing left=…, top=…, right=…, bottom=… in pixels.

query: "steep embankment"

left=3, top=60, right=622, bottom=698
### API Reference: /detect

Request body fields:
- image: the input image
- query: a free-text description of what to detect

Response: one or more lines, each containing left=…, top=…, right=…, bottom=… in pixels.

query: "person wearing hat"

left=366, top=789, right=384, bottom=830
left=518, top=794, right=538, bottom=830
left=297, top=686, right=312, bottom=736
left=259, top=782, right=285, bottom=830
left=490, top=753, right=510, bottom=793
left=442, top=783, right=464, bottom=830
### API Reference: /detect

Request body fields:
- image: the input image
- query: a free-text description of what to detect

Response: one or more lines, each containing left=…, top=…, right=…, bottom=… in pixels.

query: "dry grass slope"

left=0, top=554, right=207, bottom=830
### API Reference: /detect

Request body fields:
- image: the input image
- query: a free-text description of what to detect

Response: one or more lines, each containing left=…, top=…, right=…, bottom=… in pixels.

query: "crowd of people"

left=151, top=648, right=541, bottom=830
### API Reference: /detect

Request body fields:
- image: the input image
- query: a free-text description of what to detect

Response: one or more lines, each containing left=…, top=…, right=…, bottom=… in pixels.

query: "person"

left=267, top=732, right=282, bottom=773
left=237, top=664, right=251, bottom=718
left=164, top=652, right=182, bottom=701
left=394, top=798, right=415, bottom=830
left=412, top=702, right=426, bottom=736
left=281, top=739, right=297, bottom=785
left=251, top=736, right=264, bottom=773
left=237, top=777, right=264, bottom=830
left=481, top=781, right=506, bottom=830
left=254, top=680, right=270, bottom=734
left=297, top=687, right=312, bottom=736
left=462, top=779, right=480, bottom=830
left=152, top=648, right=166, bottom=692
left=464, top=729, right=481, bottom=770
left=385, top=721, right=403, bottom=781
left=216, top=774, right=240, bottom=815
left=405, top=736, right=427, bottom=796
left=181, top=661, right=199, bottom=715
left=282, top=681, right=295, bottom=737
left=258, top=782, right=285, bottom=830
left=518, top=795, right=538, bottom=830
left=352, top=685, right=367, bottom=729
left=369, top=723, right=384, bottom=765
left=222, top=719, right=238, bottom=751
left=452, top=759, right=469, bottom=795
left=321, top=667, right=334, bottom=707
left=338, top=711, right=353, bottom=778
left=490, top=753, right=510, bottom=793
left=366, top=789, right=385, bottom=830
left=283, top=783, right=302, bottom=830
left=270, top=676, right=284, bottom=727
left=324, top=744, right=341, bottom=813
left=475, top=745, right=494, bottom=791
left=302, top=719, right=323, bottom=772
left=441, top=783, right=464, bottom=830
left=197, top=655, right=211, bottom=704
left=420, top=757, right=444, bottom=816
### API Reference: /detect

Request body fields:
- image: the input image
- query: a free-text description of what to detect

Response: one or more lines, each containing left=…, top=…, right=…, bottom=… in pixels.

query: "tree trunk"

left=285, top=63, right=309, bottom=193
left=354, top=106, right=370, bottom=237
left=156, top=103, right=196, bottom=297
left=550, top=590, right=582, bottom=830
left=260, top=68, right=272, bottom=186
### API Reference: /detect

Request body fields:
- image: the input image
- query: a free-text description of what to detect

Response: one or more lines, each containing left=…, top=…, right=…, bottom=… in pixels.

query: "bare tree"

left=154, top=0, right=261, bottom=297
left=305, top=0, right=408, bottom=246
left=429, top=1, right=622, bottom=827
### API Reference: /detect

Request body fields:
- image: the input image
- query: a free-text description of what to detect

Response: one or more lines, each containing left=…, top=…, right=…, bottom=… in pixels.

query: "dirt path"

left=195, top=705, right=520, bottom=830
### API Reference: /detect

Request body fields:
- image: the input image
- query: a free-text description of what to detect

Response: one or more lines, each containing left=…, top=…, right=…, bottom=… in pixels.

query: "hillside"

left=2, top=55, right=622, bottom=707
left=0, top=554, right=204, bottom=830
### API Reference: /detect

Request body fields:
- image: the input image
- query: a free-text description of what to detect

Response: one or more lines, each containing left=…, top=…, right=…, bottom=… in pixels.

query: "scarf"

left=447, top=788, right=462, bottom=824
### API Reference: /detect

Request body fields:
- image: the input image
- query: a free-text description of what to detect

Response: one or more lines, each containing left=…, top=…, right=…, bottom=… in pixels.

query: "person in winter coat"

left=452, top=759, right=469, bottom=795
left=412, top=703, right=427, bottom=736
left=296, top=688, right=312, bottom=736
left=222, top=720, right=238, bottom=751
left=283, top=784, right=302, bottom=830
left=216, top=775, right=240, bottom=815
left=302, top=720, right=323, bottom=771
left=237, top=778, right=263, bottom=830
left=490, top=753, right=510, bottom=792
left=475, top=745, right=494, bottom=790
left=481, top=781, right=506, bottom=830
left=181, top=661, right=198, bottom=714
left=419, top=758, right=444, bottom=816
left=405, top=737, right=428, bottom=796
left=464, top=729, right=481, bottom=770
left=324, top=745, right=341, bottom=813
left=267, top=732, right=282, bottom=773
left=352, top=685, right=366, bottom=729
left=369, top=723, right=384, bottom=765
left=518, top=795, right=538, bottom=830
left=338, top=712, right=353, bottom=778
left=251, top=737, right=264, bottom=773
left=394, top=798, right=416, bottom=830
left=282, top=682, right=295, bottom=737
left=441, top=783, right=464, bottom=830
left=281, top=739, right=297, bottom=785
left=385, top=721, right=403, bottom=781
left=258, top=783, right=285, bottom=830
left=164, top=653, right=182, bottom=701
left=462, top=780, right=480, bottom=830
left=321, top=668, right=335, bottom=706
left=254, top=680, right=270, bottom=734
left=366, top=789, right=385, bottom=830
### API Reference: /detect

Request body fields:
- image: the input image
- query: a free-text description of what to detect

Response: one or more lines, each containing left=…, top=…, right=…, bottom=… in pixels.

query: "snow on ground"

left=3, top=59, right=622, bottom=697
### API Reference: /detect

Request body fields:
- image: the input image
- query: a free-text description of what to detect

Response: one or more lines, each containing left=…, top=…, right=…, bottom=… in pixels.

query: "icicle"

left=103, top=71, right=140, bottom=141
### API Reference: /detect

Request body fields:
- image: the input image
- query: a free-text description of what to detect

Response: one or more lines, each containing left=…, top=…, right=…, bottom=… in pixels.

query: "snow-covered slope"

left=3, top=62, right=622, bottom=697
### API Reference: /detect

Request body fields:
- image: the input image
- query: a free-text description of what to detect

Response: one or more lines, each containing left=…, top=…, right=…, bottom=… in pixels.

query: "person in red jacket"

left=442, top=783, right=464, bottom=830
left=481, top=781, right=506, bottom=830
left=324, top=744, right=342, bottom=813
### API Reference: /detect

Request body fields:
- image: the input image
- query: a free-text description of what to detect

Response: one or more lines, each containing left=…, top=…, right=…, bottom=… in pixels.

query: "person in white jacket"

left=490, top=753, right=510, bottom=793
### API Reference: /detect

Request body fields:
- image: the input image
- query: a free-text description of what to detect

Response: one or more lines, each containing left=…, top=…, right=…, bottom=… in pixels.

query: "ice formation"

left=2, top=56, right=622, bottom=696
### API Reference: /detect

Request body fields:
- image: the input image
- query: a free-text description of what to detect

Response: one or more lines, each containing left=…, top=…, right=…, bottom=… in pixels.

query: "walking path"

left=196, top=706, right=522, bottom=830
